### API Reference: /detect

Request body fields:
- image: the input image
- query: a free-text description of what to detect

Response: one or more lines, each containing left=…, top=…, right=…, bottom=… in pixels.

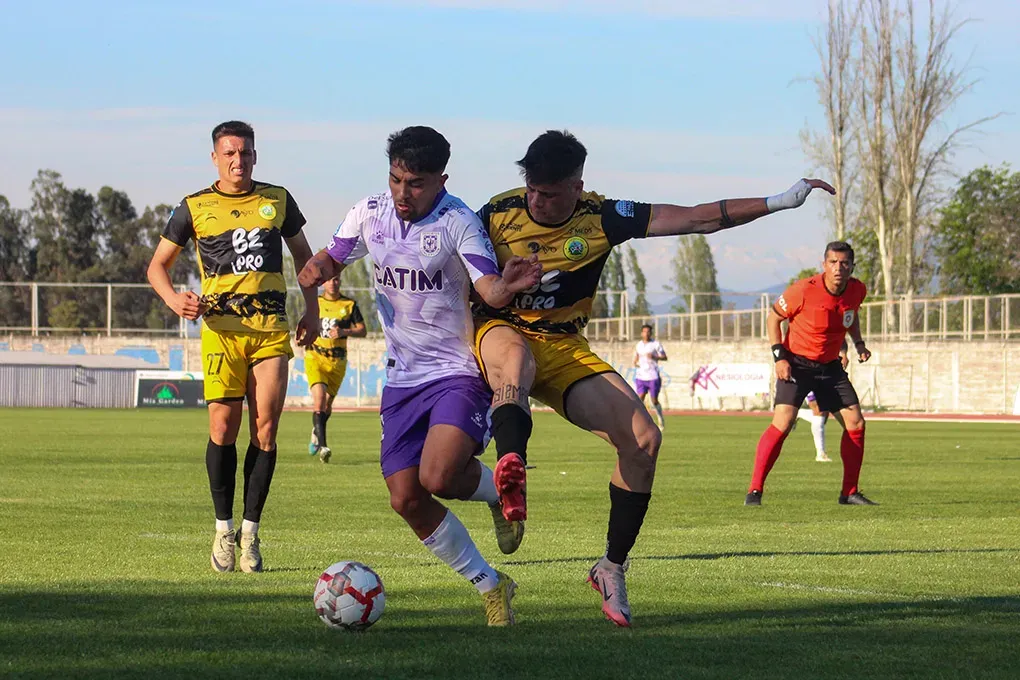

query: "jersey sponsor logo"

left=527, top=241, right=557, bottom=255
left=374, top=263, right=443, bottom=292
left=420, top=232, right=441, bottom=257
left=563, top=236, right=589, bottom=261
left=230, top=227, right=265, bottom=274
left=319, top=317, right=336, bottom=338
left=569, top=225, right=594, bottom=236
left=195, top=199, right=219, bottom=208
left=842, top=309, right=855, bottom=328
left=615, top=200, right=635, bottom=218
left=512, top=269, right=560, bottom=309
left=498, top=222, right=524, bottom=233
left=777, top=295, right=788, bottom=313
left=230, top=209, right=255, bottom=218
left=258, top=203, right=277, bottom=220
left=367, top=199, right=378, bottom=210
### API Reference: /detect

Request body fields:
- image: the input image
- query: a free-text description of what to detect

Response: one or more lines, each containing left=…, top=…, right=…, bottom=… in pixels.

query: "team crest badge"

left=842, top=310, right=855, bottom=328
left=563, top=236, right=589, bottom=261
left=420, top=232, right=441, bottom=257
left=259, top=203, right=277, bottom=220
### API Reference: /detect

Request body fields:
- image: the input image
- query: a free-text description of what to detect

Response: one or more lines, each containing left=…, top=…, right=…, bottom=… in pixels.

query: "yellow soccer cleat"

left=489, top=502, right=525, bottom=555
left=481, top=571, right=518, bottom=626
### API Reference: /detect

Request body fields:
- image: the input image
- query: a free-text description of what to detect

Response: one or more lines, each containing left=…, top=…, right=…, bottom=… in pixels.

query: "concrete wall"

left=3, top=334, right=1019, bottom=414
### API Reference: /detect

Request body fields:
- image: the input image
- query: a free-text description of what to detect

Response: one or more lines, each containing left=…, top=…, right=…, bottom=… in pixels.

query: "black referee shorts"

left=774, top=354, right=860, bottom=413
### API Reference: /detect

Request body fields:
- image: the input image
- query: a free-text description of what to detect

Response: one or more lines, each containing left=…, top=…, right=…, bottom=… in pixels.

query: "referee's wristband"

left=771, top=344, right=790, bottom=362
left=854, top=340, right=866, bottom=348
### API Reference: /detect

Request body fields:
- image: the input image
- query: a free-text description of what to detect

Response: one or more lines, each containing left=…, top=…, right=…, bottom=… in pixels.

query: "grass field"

left=1, top=408, right=1018, bottom=679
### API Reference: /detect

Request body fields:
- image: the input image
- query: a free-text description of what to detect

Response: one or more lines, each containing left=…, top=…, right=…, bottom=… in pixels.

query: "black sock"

left=606, top=483, right=651, bottom=565
left=205, top=440, right=237, bottom=521
left=313, top=411, right=328, bottom=448
left=490, top=403, right=532, bottom=464
left=242, top=442, right=277, bottom=523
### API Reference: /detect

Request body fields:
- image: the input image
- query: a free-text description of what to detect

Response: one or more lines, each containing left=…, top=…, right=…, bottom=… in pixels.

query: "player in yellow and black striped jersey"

left=305, top=275, right=366, bottom=463
left=474, top=130, right=835, bottom=627
left=147, top=120, right=319, bottom=575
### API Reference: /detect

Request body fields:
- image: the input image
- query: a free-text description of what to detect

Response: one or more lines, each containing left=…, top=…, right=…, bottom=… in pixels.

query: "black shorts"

left=774, top=354, right=859, bottom=413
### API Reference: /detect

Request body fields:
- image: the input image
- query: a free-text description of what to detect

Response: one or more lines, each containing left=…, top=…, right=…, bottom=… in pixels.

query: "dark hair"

left=516, top=130, right=587, bottom=185
left=641, top=324, right=653, bottom=331
left=825, top=240, right=855, bottom=264
left=387, top=126, right=450, bottom=174
left=212, top=120, right=255, bottom=147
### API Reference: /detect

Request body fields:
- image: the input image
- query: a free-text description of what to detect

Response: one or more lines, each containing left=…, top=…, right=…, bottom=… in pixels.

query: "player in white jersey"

left=298, top=126, right=541, bottom=626
left=632, top=325, right=668, bottom=429
left=793, top=341, right=849, bottom=462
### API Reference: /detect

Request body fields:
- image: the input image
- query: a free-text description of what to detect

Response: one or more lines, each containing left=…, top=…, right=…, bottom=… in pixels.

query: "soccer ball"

left=313, top=561, right=385, bottom=630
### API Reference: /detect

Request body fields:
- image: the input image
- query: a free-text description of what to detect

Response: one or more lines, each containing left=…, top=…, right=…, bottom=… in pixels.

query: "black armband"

left=771, top=344, right=790, bottom=362
left=719, top=200, right=735, bottom=228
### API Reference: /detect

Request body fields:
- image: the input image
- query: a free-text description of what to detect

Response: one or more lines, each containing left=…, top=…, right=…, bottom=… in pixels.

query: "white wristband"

left=766, top=179, right=811, bottom=213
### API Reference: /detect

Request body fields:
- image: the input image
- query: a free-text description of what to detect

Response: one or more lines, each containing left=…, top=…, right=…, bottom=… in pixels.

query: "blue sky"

left=2, top=0, right=1017, bottom=298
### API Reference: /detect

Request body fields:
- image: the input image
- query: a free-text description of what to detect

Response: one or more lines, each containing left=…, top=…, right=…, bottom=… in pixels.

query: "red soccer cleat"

left=493, top=453, right=527, bottom=522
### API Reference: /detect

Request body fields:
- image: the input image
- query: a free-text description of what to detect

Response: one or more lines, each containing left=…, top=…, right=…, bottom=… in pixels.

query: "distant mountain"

left=647, top=284, right=786, bottom=314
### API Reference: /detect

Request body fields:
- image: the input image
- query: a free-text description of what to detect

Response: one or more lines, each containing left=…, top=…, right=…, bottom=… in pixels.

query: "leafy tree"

left=669, top=235, right=721, bottom=312
left=625, top=244, right=651, bottom=316
left=0, top=196, right=34, bottom=328
left=933, top=164, right=1020, bottom=295
left=789, top=267, right=819, bottom=286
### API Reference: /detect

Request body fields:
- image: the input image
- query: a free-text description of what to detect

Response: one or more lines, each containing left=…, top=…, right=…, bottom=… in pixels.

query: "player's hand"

left=298, top=257, right=330, bottom=289
left=766, top=178, right=836, bottom=212
left=775, top=359, right=792, bottom=381
left=295, top=312, right=318, bottom=348
left=857, top=345, right=872, bottom=363
left=840, top=353, right=849, bottom=370
left=171, top=291, right=207, bottom=320
left=328, top=327, right=341, bottom=340
left=501, top=254, right=543, bottom=293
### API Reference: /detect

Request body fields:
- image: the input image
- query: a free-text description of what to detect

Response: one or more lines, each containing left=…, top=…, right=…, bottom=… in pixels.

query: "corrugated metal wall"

left=0, top=365, right=136, bottom=408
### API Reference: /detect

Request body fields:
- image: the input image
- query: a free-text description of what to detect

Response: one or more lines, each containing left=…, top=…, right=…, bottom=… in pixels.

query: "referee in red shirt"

left=746, top=241, right=877, bottom=506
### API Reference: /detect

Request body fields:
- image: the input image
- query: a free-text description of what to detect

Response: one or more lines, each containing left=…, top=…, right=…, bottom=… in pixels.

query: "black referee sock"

left=205, top=440, right=237, bottom=521
left=490, top=403, right=532, bottom=464
left=605, top=483, right=652, bottom=566
left=242, top=442, right=277, bottom=523
left=312, top=411, right=329, bottom=448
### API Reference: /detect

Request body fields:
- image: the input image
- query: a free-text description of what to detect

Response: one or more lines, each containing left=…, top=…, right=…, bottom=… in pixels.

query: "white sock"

left=215, top=518, right=234, bottom=532
left=423, top=510, right=498, bottom=594
left=241, top=519, right=259, bottom=536
left=469, top=461, right=499, bottom=504
left=811, top=413, right=828, bottom=456
left=654, top=403, right=664, bottom=423
left=797, top=409, right=813, bottom=422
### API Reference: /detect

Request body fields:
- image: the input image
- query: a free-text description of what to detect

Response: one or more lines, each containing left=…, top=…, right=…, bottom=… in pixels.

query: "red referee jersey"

left=774, top=275, right=867, bottom=363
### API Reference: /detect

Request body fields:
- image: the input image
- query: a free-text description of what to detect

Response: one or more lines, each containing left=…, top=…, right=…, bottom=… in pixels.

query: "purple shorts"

left=379, top=375, right=492, bottom=479
left=634, top=378, right=662, bottom=400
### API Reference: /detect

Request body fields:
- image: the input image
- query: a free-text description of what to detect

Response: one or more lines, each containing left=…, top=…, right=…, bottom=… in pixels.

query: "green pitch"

left=1, top=409, right=1017, bottom=679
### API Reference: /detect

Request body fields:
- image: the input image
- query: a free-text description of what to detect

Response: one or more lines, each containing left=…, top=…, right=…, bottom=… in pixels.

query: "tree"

left=592, top=251, right=625, bottom=319
left=669, top=235, right=721, bottom=312
left=339, top=258, right=379, bottom=333
left=0, top=196, right=34, bottom=328
left=789, top=267, right=820, bottom=286
left=933, top=165, right=1020, bottom=294
left=625, top=245, right=651, bottom=316
left=807, top=0, right=992, bottom=303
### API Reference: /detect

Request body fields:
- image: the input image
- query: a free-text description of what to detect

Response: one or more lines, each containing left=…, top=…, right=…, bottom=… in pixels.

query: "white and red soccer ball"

left=313, top=561, right=386, bottom=630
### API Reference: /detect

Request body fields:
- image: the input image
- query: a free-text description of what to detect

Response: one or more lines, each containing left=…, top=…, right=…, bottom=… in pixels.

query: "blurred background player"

left=473, top=129, right=834, bottom=626
left=633, top=324, right=667, bottom=430
left=794, top=342, right=848, bottom=463
left=305, top=274, right=367, bottom=463
left=746, top=242, right=875, bottom=507
left=147, top=120, right=318, bottom=573
left=298, top=126, right=541, bottom=626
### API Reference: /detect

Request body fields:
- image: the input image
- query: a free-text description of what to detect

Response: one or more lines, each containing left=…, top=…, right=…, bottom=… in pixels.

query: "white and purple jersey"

left=326, top=190, right=499, bottom=389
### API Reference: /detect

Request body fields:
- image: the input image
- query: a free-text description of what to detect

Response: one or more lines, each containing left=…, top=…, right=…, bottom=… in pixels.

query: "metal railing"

left=586, top=294, right=1020, bottom=342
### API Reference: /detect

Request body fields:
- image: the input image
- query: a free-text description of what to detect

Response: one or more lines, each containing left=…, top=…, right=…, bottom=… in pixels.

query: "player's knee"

left=619, top=421, right=660, bottom=470
left=844, top=411, right=865, bottom=431
left=253, top=421, right=279, bottom=450
left=389, top=490, right=422, bottom=519
left=208, top=418, right=234, bottom=446
left=418, top=464, right=457, bottom=499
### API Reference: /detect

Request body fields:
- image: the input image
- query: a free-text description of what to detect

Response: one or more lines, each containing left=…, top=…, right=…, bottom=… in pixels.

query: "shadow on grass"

left=0, top=587, right=1017, bottom=680
left=506, top=547, right=1019, bottom=567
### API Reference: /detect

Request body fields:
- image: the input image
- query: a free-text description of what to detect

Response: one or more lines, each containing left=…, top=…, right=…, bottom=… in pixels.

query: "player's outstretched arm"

left=473, top=255, right=542, bottom=309
left=298, top=249, right=346, bottom=289
left=645, top=179, right=835, bottom=237
left=287, top=233, right=323, bottom=347
left=147, top=238, right=207, bottom=320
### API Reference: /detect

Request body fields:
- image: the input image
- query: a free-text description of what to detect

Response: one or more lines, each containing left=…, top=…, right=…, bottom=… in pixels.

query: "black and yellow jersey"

left=162, top=181, right=306, bottom=333
left=474, top=188, right=651, bottom=335
left=309, top=294, right=364, bottom=360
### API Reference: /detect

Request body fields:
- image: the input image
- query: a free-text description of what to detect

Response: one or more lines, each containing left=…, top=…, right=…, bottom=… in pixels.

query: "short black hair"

left=387, top=126, right=450, bottom=174
left=516, top=130, right=587, bottom=185
left=212, top=121, right=255, bottom=147
left=641, top=324, right=653, bottom=331
left=825, top=240, right=855, bottom=264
